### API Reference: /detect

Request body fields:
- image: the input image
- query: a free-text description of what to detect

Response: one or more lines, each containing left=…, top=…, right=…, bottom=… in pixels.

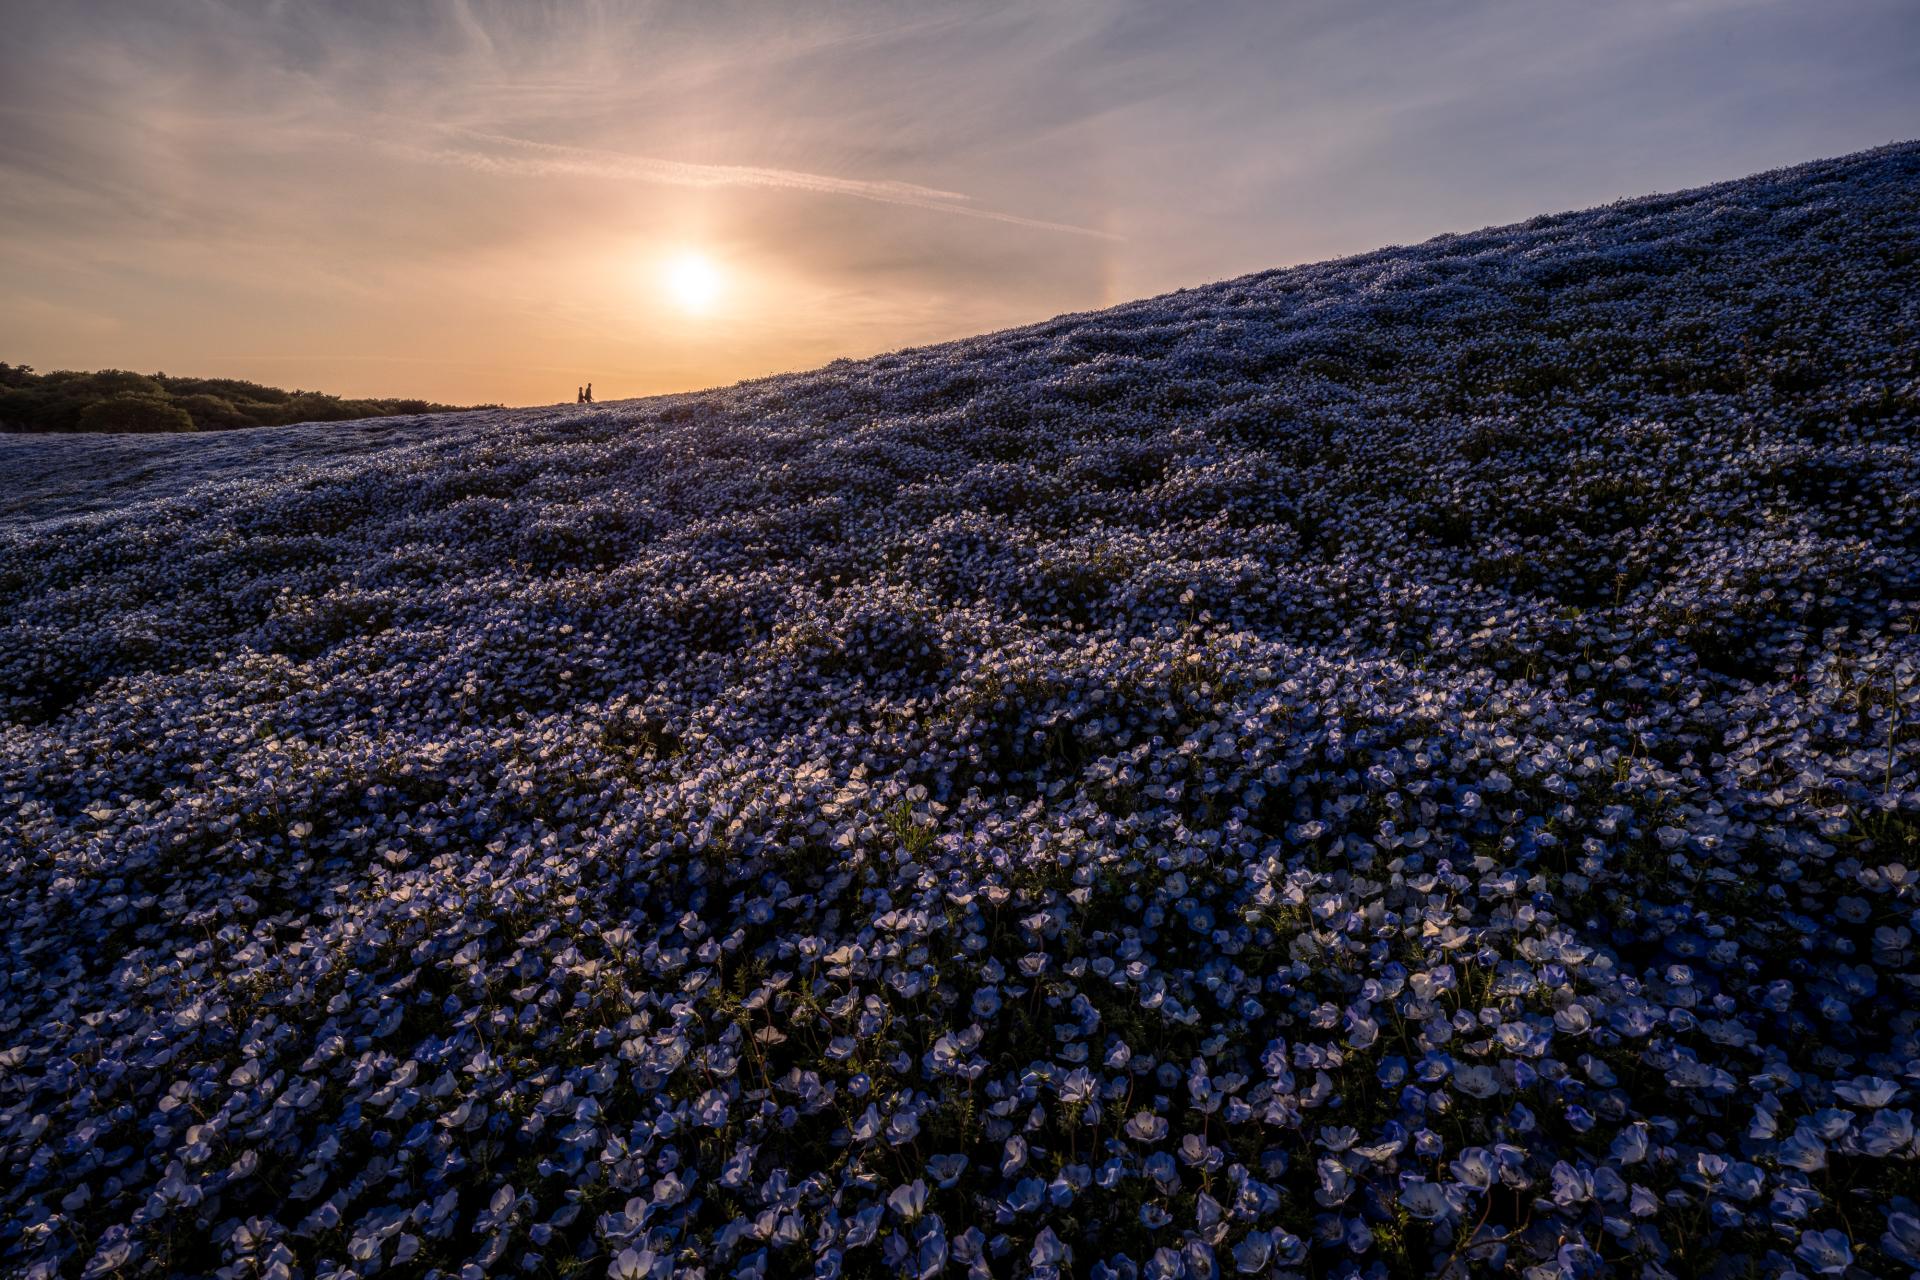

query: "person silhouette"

left=575, top=386, right=583, bottom=404
left=585, top=382, right=594, bottom=404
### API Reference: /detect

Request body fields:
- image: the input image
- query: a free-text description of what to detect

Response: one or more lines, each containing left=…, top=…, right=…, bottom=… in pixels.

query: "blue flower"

left=1794, top=1228, right=1854, bottom=1276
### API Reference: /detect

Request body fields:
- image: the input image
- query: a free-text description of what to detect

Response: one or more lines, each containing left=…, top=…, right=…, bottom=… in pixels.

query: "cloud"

left=405, top=127, right=1122, bottom=241
left=3, top=0, right=1914, bottom=405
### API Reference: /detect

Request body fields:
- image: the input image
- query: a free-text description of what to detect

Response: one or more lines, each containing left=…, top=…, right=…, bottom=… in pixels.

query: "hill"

left=1, top=143, right=1918, bottom=1278
left=0, top=362, right=489, bottom=434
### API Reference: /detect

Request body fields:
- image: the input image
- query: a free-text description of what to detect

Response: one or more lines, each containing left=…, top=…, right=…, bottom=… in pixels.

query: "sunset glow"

left=662, top=251, right=723, bottom=314
left=1, top=2, right=1915, bottom=408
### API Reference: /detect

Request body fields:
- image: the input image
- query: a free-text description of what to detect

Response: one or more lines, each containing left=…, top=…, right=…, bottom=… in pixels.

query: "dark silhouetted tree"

left=76, top=396, right=197, bottom=433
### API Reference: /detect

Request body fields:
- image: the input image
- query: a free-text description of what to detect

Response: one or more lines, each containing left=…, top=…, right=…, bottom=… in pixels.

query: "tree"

left=76, top=370, right=164, bottom=398
left=174, top=393, right=250, bottom=430
left=76, top=395, right=196, bottom=433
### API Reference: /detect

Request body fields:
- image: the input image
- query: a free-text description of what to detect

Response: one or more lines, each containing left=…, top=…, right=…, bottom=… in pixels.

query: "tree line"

left=0, top=363, right=494, bottom=433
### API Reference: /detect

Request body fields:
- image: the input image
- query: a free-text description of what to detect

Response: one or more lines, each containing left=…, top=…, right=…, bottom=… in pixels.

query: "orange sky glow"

left=2, top=1, right=1916, bottom=407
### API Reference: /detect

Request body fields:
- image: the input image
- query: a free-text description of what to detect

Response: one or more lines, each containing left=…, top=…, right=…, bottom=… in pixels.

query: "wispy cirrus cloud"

left=405, top=128, right=1122, bottom=241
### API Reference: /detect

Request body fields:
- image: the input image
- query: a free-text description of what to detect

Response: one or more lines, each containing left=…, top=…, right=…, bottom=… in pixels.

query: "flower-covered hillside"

left=2, top=142, right=1919, bottom=1280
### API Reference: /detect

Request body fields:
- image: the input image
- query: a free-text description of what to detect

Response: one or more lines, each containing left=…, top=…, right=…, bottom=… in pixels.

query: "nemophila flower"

left=608, top=1247, right=659, bottom=1280
left=844, top=1205, right=884, bottom=1248
left=1836, top=1076, right=1901, bottom=1107
left=926, top=1154, right=969, bottom=1188
left=885, top=1109, right=921, bottom=1145
left=1398, top=1179, right=1459, bottom=1221
left=1859, top=1109, right=1918, bottom=1157
left=1884, top=1205, right=1920, bottom=1267
left=1144, top=1152, right=1180, bottom=1194
left=1795, top=1228, right=1855, bottom=1275
left=3, top=142, right=1920, bottom=1279
left=1029, top=1227, right=1070, bottom=1268
left=1772, top=1182, right=1825, bottom=1222
left=888, top=1180, right=928, bottom=1222
left=1777, top=1127, right=1830, bottom=1171
left=1003, top=1177, right=1045, bottom=1215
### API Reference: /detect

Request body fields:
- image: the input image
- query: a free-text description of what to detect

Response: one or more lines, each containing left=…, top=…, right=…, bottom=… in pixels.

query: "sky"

left=1, top=0, right=1917, bottom=408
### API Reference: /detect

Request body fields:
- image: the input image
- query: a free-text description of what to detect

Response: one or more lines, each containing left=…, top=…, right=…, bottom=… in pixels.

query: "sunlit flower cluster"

left=2, top=143, right=1918, bottom=1279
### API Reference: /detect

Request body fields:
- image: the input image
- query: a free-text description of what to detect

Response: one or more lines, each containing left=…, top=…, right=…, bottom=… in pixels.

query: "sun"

left=663, top=250, right=723, bottom=313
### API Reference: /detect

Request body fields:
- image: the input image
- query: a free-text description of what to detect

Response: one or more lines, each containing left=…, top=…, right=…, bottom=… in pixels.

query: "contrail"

left=409, top=128, right=1121, bottom=241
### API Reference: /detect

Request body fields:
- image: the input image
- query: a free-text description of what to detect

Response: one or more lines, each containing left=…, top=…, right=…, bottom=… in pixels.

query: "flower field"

left=2, top=142, right=1919, bottom=1279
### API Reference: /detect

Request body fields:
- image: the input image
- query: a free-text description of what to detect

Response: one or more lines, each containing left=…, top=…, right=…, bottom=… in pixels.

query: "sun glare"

left=663, top=250, right=723, bottom=313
